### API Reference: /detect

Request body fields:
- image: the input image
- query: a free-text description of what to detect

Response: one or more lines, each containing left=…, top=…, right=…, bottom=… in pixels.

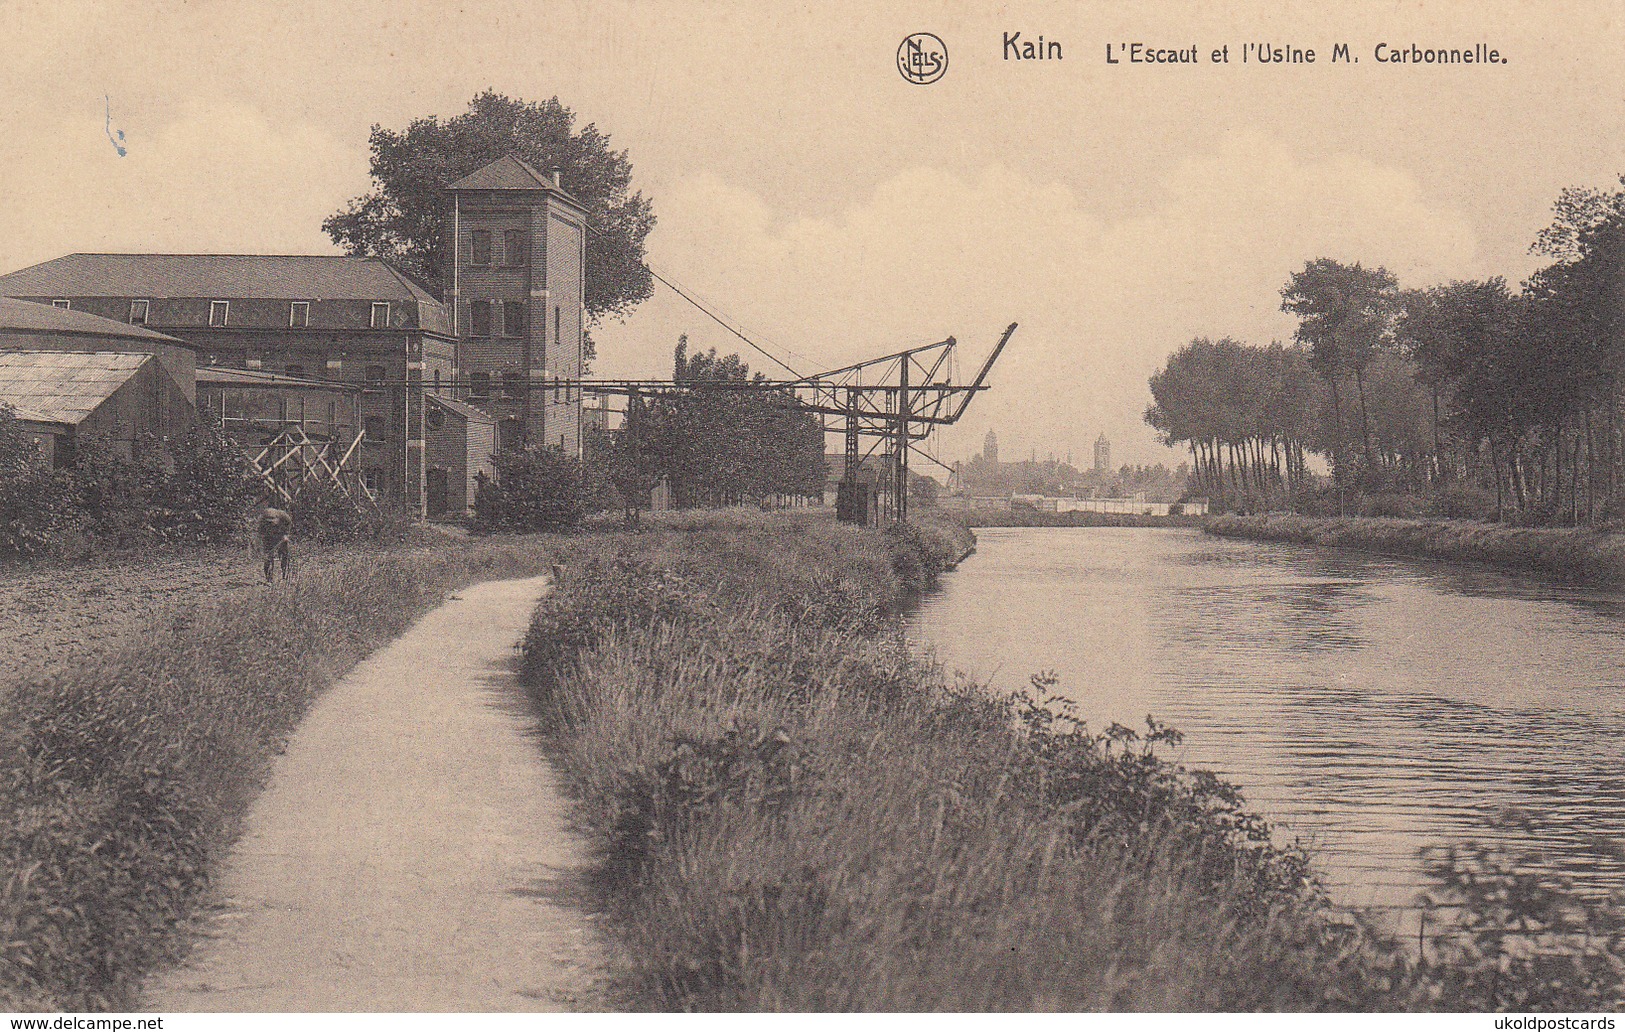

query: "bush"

left=288, top=481, right=411, bottom=544
left=0, top=405, right=75, bottom=557
left=158, top=422, right=260, bottom=543
left=1427, top=482, right=1497, bottom=521
left=473, top=446, right=587, bottom=533
left=1357, top=492, right=1428, bottom=519
left=0, top=411, right=260, bottom=556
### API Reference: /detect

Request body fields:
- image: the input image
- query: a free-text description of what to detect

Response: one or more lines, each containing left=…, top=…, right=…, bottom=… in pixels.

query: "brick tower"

left=444, top=155, right=587, bottom=457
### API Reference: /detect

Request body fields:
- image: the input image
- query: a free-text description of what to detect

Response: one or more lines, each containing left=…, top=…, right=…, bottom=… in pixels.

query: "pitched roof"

left=0, top=254, right=440, bottom=304
left=446, top=155, right=586, bottom=209
left=427, top=392, right=495, bottom=424
left=447, top=154, right=555, bottom=191
left=196, top=366, right=365, bottom=393
left=0, top=351, right=150, bottom=425
left=0, top=297, right=182, bottom=344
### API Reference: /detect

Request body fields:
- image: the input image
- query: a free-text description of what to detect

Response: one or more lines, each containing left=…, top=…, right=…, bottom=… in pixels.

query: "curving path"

left=143, top=575, right=606, bottom=1012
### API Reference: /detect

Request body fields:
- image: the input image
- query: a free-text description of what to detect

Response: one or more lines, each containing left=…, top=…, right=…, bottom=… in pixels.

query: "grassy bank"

left=1206, top=513, right=1625, bottom=584
left=515, top=512, right=1586, bottom=1010
left=0, top=535, right=567, bottom=1010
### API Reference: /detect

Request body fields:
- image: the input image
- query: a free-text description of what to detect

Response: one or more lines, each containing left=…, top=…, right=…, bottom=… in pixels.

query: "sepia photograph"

left=0, top=0, right=1622, bottom=1020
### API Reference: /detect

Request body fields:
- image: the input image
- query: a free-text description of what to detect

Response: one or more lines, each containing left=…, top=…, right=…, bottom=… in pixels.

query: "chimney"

left=546, top=165, right=562, bottom=189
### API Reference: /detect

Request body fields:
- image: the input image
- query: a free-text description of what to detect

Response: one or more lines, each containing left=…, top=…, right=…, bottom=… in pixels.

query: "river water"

left=907, top=527, right=1625, bottom=916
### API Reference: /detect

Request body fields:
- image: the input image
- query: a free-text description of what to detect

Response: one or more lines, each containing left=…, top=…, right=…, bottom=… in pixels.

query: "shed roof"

left=0, top=297, right=182, bottom=344
left=427, top=392, right=496, bottom=425
left=0, top=254, right=440, bottom=304
left=0, top=351, right=150, bottom=425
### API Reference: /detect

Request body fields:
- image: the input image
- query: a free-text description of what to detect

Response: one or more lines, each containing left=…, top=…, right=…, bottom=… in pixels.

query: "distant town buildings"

left=1094, top=433, right=1110, bottom=474
left=982, top=429, right=999, bottom=464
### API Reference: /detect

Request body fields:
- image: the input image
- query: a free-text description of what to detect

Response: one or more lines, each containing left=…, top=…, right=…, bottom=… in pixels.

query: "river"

left=908, top=526, right=1625, bottom=918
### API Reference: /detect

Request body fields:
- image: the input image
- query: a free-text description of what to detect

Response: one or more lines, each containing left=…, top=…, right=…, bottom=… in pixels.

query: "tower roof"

left=445, top=155, right=587, bottom=210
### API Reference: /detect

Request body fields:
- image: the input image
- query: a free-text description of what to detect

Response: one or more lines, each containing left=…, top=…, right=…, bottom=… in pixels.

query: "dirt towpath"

left=144, top=575, right=605, bottom=1011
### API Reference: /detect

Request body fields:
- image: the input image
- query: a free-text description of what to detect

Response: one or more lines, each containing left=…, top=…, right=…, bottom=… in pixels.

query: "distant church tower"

left=1093, top=433, right=1111, bottom=474
left=444, top=155, right=587, bottom=457
left=983, top=429, right=999, bottom=464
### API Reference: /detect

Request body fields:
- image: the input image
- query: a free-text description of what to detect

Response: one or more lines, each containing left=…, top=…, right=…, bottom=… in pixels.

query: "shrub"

left=0, top=404, right=75, bottom=557
left=1358, top=492, right=1428, bottom=519
left=473, top=447, right=587, bottom=533
left=1427, top=482, right=1496, bottom=521
left=157, top=421, right=260, bottom=543
left=289, top=481, right=411, bottom=544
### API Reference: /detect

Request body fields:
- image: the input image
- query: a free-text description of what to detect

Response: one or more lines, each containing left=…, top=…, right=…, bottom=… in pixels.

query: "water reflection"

left=908, top=527, right=1625, bottom=911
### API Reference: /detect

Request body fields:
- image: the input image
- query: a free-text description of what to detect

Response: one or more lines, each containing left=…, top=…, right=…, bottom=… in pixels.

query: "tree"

left=667, top=336, right=825, bottom=507
left=1281, top=259, right=1400, bottom=491
left=605, top=391, right=677, bottom=528
left=323, top=90, right=657, bottom=363
left=473, top=446, right=587, bottom=532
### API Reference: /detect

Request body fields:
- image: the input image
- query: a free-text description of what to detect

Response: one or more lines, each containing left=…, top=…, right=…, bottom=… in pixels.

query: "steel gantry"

left=571, top=322, right=1018, bottom=523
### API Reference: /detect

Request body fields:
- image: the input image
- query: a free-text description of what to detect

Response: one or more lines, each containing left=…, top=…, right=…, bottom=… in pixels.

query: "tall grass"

left=0, top=536, right=564, bottom=1010
left=521, top=511, right=1625, bottom=1010
left=1206, top=513, right=1625, bottom=584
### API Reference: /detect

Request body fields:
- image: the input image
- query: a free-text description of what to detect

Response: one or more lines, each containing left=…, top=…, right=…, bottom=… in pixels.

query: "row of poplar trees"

left=1145, top=177, right=1625, bottom=524
left=596, top=336, right=826, bottom=521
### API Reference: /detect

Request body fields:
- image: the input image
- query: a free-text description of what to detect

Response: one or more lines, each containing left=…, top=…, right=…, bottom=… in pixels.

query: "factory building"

left=0, top=155, right=587, bottom=515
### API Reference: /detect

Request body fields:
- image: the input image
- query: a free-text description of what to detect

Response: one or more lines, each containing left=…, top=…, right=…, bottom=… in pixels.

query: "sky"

left=1, top=0, right=1621, bottom=468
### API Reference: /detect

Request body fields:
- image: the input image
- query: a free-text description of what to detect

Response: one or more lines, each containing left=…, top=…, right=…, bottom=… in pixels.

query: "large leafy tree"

left=1280, top=258, right=1400, bottom=488
left=323, top=90, right=657, bottom=359
left=667, top=337, right=826, bottom=507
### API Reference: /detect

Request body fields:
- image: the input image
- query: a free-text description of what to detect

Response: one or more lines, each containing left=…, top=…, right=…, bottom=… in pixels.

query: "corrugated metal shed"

left=0, top=254, right=438, bottom=303
left=0, top=351, right=149, bottom=425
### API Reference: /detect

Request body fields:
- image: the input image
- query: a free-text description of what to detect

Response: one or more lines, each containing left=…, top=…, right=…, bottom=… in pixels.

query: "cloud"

left=596, top=130, right=1478, bottom=467
left=0, top=98, right=362, bottom=270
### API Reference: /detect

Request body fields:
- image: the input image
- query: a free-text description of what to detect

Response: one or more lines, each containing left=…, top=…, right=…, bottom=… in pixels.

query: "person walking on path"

left=257, top=506, right=294, bottom=583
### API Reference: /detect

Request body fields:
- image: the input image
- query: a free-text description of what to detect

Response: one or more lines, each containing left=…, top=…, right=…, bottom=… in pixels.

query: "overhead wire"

left=582, top=219, right=806, bottom=378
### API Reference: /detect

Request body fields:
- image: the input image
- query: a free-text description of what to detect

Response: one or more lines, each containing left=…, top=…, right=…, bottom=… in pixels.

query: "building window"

left=290, top=301, right=310, bottom=327
left=503, top=229, right=525, bottom=267
left=470, top=301, right=491, bottom=337
left=51, top=299, right=70, bottom=310
left=469, top=371, right=491, bottom=402
left=363, top=414, right=388, bottom=440
left=128, top=300, right=149, bottom=324
left=471, top=229, right=491, bottom=266
left=325, top=357, right=343, bottom=376
left=501, top=372, right=522, bottom=400
left=363, top=468, right=383, bottom=493
left=554, top=305, right=562, bottom=347
left=502, top=301, right=525, bottom=337
left=371, top=302, right=390, bottom=329
left=426, top=406, right=445, bottom=431
left=210, top=300, right=229, bottom=327
left=364, top=364, right=387, bottom=384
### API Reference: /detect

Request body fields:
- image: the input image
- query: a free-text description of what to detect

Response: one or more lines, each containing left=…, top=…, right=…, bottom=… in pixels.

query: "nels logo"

left=897, top=32, right=948, bottom=85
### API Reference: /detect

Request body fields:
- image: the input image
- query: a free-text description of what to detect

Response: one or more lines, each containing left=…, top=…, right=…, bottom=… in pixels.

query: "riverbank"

left=1205, top=513, right=1625, bottom=584
left=515, top=510, right=1625, bottom=1010
left=961, top=509, right=1202, bottom=529
left=0, top=534, right=567, bottom=1009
